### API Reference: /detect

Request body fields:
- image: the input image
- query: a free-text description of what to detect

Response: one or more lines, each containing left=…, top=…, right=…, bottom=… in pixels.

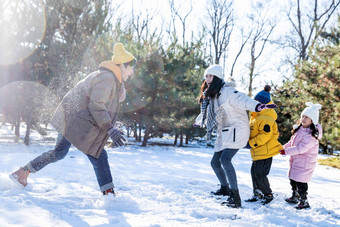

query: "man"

left=11, top=43, right=136, bottom=195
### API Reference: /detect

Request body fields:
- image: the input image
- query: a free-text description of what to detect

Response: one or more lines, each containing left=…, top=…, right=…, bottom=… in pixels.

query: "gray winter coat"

left=51, top=63, right=122, bottom=158
left=195, top=85, right=259, bottom=152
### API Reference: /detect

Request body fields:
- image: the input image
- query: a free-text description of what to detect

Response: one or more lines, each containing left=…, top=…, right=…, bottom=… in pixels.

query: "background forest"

left=0, top=0, right=339, bottom=153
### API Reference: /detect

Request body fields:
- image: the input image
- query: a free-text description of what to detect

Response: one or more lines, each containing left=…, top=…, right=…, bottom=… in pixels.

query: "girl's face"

left=205, top=74, right=214, bottom=87
left=301, top=115, right=313, bottom=128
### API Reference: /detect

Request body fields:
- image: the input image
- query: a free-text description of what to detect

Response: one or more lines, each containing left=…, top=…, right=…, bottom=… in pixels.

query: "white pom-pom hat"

left=301, top=102, right=322, bottom=125
left=203, top=64, right=224, bottom=80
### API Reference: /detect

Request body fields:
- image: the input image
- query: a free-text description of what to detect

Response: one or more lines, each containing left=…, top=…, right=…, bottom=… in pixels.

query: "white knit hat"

left=203, top=64, right=224, bottom=80
left=301, top=102, right=322, bottom=125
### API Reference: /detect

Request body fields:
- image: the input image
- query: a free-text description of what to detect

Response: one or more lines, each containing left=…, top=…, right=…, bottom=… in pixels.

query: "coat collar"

left=298, top=126, right=312, bottom=133
left=98, top=61, right=122, bottom=83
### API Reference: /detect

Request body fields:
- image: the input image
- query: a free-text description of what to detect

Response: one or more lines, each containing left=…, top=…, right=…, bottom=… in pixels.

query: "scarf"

left=200, top=96, right=217, bottom=141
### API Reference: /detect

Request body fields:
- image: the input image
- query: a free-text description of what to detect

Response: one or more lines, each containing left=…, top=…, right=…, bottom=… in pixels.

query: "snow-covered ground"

left=0, top=124, right=339, bottom=227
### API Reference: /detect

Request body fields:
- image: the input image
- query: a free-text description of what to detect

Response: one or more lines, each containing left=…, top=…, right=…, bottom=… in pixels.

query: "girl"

left=246, top=85, right=283, bottom=205
left=280, top=102, right=322, bottom=209
left=195, top=64, right=276, bottom=208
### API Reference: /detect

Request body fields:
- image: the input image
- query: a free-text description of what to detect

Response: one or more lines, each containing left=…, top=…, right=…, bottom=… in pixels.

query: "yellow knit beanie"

left=112, top=43, right=136, bottom=64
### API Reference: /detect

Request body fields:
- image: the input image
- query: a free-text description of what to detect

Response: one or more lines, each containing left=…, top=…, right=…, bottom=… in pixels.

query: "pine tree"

left=162, top=39, right=208, bottom=146
left=274, top=19, right=340, bottom=153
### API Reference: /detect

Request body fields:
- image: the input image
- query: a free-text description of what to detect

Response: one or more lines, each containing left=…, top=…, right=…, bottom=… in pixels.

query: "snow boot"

left=261, top=193, right=274, bottom=205
left=295, top=194, right=310, bottom=209
left=211, top=185, right=231, bottom=197
left=103, top=188, right=116, bottom=196
left=285, top=190, right=300, bottom=204
left=245, top=189, right=263, bottom=202
left=11, top=167, right=30, bottom=187
left=221, top=189, right=241, bottom=208
left=295, top=199, right=310, bottom=209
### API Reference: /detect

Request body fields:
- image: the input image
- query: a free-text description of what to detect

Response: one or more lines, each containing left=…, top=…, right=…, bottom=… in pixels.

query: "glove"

left=279, top=149, right=285, bottom=155
left=245, top=142, right=251, bottom=149
left=255, top=103, right=277, bottom=112
left=108, top=128, right=127, bottom=146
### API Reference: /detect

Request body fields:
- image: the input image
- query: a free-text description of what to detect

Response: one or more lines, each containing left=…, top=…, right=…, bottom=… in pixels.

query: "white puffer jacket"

left=196, top=85, right=259, bottom=152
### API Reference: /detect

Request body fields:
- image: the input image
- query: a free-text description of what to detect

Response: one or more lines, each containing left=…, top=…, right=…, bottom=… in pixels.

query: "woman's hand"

left=255, top=103, right=277, bottom=112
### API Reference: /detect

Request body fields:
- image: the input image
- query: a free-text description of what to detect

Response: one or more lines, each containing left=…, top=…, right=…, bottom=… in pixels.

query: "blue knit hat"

left=254, top=85, right=271, bottom=104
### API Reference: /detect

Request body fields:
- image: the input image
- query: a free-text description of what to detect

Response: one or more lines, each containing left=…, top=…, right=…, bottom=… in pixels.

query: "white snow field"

left=0, top=125, right=339, bottom=227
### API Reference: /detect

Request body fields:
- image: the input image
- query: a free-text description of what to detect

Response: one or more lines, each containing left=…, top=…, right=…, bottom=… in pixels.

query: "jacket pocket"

left=221, top=127, right=236, bottom=146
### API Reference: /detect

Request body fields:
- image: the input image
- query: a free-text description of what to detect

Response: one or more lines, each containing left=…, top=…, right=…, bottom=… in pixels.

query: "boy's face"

left=121, top=64, right=135, bottom=81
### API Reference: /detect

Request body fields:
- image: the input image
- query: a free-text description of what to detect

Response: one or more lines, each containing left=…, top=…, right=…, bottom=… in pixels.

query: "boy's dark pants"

left=251, top=157, right=273, bottom=195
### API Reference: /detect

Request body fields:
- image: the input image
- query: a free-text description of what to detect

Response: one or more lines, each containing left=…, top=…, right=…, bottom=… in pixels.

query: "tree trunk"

left=248, top=42, right=255, bottom=97
left=174, top=133, right=178, bottom=145
left=127, top=126, right=130, bottom=138
left=133, top=123, right=138, bottom=141
left=179, top=128, right=183, bottom=147
left=24, top=121, right=31, bottom=145
left=14, top=116, right=20, bottom=143
left=138, top=124, right=142, bottom=142
left=142, top=126, right=150, bottom=147
left=320, top=143, right=327, bottom=154
left=185, top=133, right=189, bottom=144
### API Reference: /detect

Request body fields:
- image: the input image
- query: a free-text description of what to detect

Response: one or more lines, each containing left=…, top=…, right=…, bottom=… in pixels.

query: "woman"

left=195, top=64, right=276, bottom=208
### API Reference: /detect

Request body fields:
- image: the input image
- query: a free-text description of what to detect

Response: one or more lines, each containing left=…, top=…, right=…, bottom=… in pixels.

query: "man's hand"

left=108, top=128, right=127, bottom=146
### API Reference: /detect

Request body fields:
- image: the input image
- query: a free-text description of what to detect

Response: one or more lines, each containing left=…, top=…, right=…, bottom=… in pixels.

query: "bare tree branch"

left=246, top=2, right=276, bottom=96
left=131, top=4, right=156, bottom=41
left=230, top=28, right=252, bottom=77
left=205, top=0, right=234, bottom=64
left=168, top=0, right=193, bottom=45
left=284, top=0, right=340, bottom=61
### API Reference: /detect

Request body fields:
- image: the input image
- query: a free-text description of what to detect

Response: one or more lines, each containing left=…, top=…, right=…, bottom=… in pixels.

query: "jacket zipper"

left=233, top=128, right=236, bottom=142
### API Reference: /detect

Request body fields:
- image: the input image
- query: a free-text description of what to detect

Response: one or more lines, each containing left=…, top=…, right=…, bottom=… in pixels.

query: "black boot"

left=211, top=185, right=231, bottom=196
left=261, top=193, right=274, bottom=205
left=285, top=190, right=300, bottom=204
left=221, top=189, right=241, bottom=208
left=295, top=194, right=310, bottom=209
left=245, top=189, right=263, bottom=202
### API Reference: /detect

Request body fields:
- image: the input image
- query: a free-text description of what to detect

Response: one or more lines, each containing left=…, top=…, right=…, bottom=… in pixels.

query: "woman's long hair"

left=292, top=123, right=319, bottom=139
left=198, top=76, right=224, bottom=103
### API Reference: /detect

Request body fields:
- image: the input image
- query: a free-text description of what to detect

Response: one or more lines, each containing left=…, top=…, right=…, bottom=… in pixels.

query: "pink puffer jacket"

left=283, top=124, right=322, bottom=183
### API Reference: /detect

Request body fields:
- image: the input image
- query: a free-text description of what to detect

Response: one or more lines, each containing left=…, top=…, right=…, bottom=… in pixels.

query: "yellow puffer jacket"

left=249, top=101, right=283, bottom=161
